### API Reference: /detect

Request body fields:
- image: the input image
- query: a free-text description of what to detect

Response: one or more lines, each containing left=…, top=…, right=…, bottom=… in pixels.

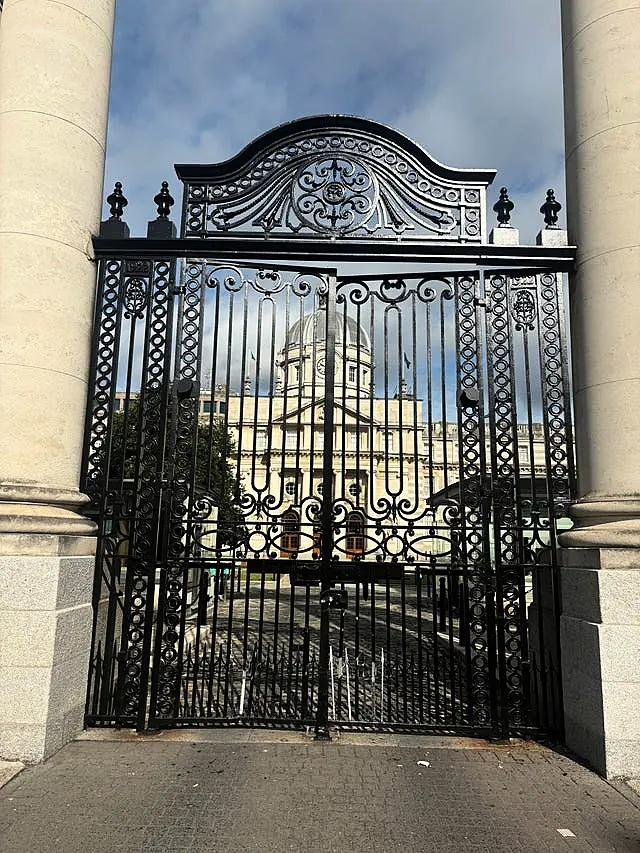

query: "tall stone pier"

left=559, top=0, right=640, bottom=777
left=0, top=0, right=116, bottom=761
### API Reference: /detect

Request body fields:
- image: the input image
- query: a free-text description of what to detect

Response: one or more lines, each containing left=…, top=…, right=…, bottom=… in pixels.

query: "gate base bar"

left=246, top=559, right=405, bottom=583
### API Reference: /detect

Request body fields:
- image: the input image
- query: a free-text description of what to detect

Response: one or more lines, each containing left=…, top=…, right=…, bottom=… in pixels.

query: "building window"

left=349, top=431, right=357, bottom=450
left=113, top=398, right=122, bottom=411
left=218, top=401, right=227, bottom=415
left=203, top=400, right=211, bottom=414
left=285, top=480, right=297, bottom=497
left=285, top=429, right=299, bottom=450
left=348, top=365, right=357, bottom=382
left=362, top=369, right=368, bottom=386
left=313, top=525, right=322, bottom=559
left=383, top=432, right=394, bottom=452
left=280, top=510, right=300, bottom=558
left=256, top=430, right=267, bottom=451
left=346, top=512, right=364, bottom=560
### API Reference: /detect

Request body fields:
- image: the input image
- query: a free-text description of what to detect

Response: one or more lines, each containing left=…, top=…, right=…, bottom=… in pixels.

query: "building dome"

left=285, top=312, right=371, bottom=352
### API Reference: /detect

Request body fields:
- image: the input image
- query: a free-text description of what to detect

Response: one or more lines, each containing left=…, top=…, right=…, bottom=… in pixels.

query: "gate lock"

left=320, top=588, right=348, bottom=610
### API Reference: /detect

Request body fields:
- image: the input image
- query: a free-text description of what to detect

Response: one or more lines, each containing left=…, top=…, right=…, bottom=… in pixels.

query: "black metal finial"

left=154, top=181, right=174, bottom=219
left=540, top=188, right=561, bottom=227
left=493, top=187, right=514, bottom=226
left=106, top=182, right=128, bottom=220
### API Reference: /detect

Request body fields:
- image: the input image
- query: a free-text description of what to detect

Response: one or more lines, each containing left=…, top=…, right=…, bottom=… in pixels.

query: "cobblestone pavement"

left=176, top=583, right=468, bottom=725
left=0, top=733, right=639, bottom=853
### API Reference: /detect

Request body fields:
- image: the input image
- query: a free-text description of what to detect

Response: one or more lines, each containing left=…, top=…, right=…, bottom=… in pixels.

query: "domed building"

left=191, top=304, right=549, bottom=567
left=280, top=312, right=373, bottom=399
left=198, top=307, right=439, bottom=565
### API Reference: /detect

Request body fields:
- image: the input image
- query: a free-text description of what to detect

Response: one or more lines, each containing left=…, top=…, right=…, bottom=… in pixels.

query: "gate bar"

left=92, top=236, right=576, bottom=270
left=316, top=270, right=338, bottom=740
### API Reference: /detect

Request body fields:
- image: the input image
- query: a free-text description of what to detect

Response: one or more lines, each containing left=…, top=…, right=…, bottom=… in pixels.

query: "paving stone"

left=0, top=738, right=638, bottom=852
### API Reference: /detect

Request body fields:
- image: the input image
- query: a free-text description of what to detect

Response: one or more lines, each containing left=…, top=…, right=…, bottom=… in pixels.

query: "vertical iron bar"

left=316, top=270, right=337, bottom=739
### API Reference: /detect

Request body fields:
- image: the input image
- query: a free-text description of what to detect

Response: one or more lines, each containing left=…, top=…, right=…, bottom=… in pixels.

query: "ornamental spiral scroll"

left=199, top=261, right=322, bottom=298
left=293, top=157, right=375, bottom=233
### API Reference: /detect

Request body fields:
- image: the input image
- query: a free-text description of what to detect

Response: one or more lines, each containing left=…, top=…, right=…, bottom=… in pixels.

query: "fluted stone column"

left=559, top=0, right=640, bottom=778
left=0, top=0, right=116, bottom=761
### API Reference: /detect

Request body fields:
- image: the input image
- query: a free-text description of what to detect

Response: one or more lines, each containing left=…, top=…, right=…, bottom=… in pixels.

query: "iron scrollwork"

left=177, top=118, right=493, bottom=242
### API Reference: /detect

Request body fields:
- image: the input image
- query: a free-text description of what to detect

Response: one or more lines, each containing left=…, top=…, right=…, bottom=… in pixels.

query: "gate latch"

left=458, top=386, right=480, bottom=408
left=321, top=589, right=348, bottom=610
left=174, top=377, right=199, bottom=399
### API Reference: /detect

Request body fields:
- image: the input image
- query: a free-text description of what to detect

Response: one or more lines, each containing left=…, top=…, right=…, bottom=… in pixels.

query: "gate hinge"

left=173, top=283, right=185, bottom=296
left=474, top=297, right=487, bottom=308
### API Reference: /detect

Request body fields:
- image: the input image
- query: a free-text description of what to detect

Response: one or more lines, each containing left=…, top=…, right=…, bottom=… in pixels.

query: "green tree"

left=108, top=396, right=246, bottom=550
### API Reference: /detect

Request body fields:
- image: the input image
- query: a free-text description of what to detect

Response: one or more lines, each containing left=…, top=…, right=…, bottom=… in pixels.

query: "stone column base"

left=0, top=534, right=95, bottom=763
left=559, top=547, right=640, bottom=779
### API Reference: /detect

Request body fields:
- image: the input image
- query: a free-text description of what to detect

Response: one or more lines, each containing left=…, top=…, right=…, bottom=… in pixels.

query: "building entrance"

left=82, top=116, right=575, bottom=738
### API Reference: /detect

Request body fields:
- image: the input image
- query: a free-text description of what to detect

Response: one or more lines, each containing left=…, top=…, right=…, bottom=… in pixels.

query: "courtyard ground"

left=0, top=731, right=639, bottom=853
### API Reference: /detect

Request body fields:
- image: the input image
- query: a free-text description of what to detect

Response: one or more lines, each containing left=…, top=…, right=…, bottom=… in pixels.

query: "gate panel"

left=84, top=258, right=175, bottom=726
left=147, top=261, right=334, bottom=726
left=318, top=272, right=489, bottom=731
left=485, top=270, right=574, bottom=735
left=84, top=255, right=574, bottom=735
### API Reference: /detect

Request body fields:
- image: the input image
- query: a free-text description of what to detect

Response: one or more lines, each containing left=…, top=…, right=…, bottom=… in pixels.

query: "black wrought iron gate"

left=83, top=116, right=575, bottom=738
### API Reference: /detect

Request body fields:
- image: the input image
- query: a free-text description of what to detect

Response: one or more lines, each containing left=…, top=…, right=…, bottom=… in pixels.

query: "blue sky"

left=104, top=0, right=565, bottom=241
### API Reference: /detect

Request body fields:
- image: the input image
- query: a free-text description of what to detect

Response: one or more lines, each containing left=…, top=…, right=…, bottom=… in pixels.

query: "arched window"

left=345, top=511, right=364, bottom=561
left=280, top=509, right=300, bottom=558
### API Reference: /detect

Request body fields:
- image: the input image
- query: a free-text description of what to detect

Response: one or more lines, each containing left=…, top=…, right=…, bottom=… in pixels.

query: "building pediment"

left=273, top=397, right=378, bottom=427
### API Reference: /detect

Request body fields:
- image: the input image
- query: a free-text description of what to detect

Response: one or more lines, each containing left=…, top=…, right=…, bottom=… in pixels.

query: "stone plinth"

left=559, top=547, right=640, bottom=778
left=0, top=536, right=95, bottom=762
left=537, top=228, right=568, bottom=248
left=488, top=226, right=519, bottom=246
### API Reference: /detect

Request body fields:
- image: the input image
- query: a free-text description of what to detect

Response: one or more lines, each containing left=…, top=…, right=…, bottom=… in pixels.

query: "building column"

left=0, top=0, right=116, bottom=761
left=559, top=0, right=640, bottom=777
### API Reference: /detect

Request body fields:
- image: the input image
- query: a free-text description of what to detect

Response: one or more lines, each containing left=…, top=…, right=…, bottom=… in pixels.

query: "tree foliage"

left=109, top=396, right=246, bottom=549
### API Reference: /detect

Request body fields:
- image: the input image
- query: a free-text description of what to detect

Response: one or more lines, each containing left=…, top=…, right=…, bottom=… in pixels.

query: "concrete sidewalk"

left=0, top=731, right=639, bottom=853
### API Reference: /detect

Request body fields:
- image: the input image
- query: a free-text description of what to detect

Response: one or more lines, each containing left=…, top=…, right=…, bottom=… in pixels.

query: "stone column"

left=559, top=0, right=640, bottom=778
left=0, top=0, right=116, bottom=761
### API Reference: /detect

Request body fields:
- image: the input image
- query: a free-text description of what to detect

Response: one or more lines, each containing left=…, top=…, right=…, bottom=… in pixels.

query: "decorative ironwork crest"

left=176, top=116, right=495, bottom=242
left=509, top=287, right=537, bottom=329
left=123, top=278, right=148, bottom=319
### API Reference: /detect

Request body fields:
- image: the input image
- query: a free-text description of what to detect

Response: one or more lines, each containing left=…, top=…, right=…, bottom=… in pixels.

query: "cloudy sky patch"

left=105, top=0, right=565, bottom=240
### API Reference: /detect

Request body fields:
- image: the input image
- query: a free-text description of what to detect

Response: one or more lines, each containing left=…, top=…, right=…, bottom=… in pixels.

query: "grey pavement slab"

left=0, top=734, right=639, bottom=853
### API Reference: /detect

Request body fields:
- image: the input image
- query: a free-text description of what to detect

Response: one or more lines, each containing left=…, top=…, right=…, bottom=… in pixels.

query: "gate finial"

left=147, top=181, right=177, bottom=238
left=100, top=182, right=130, bottom=237
left=493, top=187, right=514, bottom=226
left=540, top=188, right=561, bottom=228
left=106, top=181, right=128, bottom=219
left=154, top=181, right=174, bottom=219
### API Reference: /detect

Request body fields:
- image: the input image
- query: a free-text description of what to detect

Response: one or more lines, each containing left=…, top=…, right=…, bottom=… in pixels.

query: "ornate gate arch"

left=83, top=115, right=575, bottom=737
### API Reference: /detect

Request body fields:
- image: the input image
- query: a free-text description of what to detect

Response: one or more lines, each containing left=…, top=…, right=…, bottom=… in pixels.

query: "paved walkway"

left=0, top=731, right=639, bottom=853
